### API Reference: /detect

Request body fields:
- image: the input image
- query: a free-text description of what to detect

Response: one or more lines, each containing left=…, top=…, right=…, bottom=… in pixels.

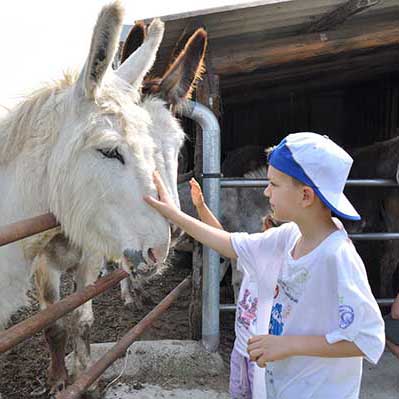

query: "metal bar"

left=220, top=297, right=395, bottom=312
left=183, top=100, right=221, bottom=353
left=0, top=269, right=128, bottom=354
left=350, top=233, right=399, bottom=240
left=220, top=178, right=398, bottom=188
left=377, top=298, right=396, bottom=306
left=0, top=213, right=59, bottom=247
left=56, top=277, right=191, bottom=399
left=220, top=304, right=236, bottom=312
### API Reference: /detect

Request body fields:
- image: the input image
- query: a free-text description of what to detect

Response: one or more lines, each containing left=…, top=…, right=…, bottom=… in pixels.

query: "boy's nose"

left=264, top=186, right=270, bottom=198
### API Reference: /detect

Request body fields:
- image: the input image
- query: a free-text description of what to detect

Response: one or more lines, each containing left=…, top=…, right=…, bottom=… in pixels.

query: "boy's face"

left=264, top=166, right=305, bottom=222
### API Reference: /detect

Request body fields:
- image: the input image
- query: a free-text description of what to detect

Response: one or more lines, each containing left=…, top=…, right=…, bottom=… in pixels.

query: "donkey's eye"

left=97, top=148, right=125, bottom=165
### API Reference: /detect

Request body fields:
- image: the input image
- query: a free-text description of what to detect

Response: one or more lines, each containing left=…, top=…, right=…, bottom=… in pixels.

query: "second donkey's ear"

left=156, top=28, right=207, bottom=107
left=120, top=21, right=146, bottom=64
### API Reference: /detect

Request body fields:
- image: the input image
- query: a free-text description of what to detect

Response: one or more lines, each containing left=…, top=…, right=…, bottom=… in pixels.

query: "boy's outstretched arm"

left=145, top=172, right=237, bottom=259
left=247, top=335, right=363, bottom=367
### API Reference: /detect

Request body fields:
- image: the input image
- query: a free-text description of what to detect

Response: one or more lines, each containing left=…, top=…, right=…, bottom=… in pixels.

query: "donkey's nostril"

left=148, top=248, right=157, bottom=264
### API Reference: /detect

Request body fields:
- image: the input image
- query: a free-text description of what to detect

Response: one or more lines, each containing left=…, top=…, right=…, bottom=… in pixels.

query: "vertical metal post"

left=182, top=100, right=221, bottom=352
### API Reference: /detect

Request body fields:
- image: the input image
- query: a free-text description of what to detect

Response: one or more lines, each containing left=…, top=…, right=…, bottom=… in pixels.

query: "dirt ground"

left=0, top=252, right=235, bottom=399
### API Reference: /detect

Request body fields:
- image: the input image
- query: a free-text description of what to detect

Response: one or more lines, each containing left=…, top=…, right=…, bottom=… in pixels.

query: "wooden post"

left=212, top=20, right=399, bottom=76
left=189, top=70, right=221, bottom=340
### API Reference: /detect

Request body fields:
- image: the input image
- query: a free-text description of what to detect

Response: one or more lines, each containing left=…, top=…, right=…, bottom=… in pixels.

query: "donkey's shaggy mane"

left=0, top=72, right=78, bottom=164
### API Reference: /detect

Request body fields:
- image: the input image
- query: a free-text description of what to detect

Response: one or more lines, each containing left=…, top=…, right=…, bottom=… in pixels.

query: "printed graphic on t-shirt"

left=339, top=304, right=355, bottom=329
left=237, top=289, right=258, bottom=330
left=279, top=267, right=310, bottom=303
left=268, top=268, right=310, bottom=336
left=269, top=302, right=284, bottom=335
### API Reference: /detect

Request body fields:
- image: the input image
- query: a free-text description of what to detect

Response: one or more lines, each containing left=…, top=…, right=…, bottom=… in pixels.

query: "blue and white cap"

left=268, top=132, right=360, bottom=221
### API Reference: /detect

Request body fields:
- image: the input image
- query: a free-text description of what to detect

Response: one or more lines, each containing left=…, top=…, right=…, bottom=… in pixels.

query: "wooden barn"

left=122, top=0, right=399, bottom=159
left=122, top=0, right=399, bottom=299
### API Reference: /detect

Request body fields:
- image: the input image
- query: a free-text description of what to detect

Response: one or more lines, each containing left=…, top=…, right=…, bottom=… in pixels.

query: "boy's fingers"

left=144, top=195, right=160, bottom=207
left=190, top=178, right=201, bottom=188
left=247, top=342, right=263, bottom=356
left=248, top=335, right=263, bottom=345
left=248, top=348, right=263, bottom=362
left=153, top=171, right=168, bottom=196
left=256, top=355, right=268, bottom=368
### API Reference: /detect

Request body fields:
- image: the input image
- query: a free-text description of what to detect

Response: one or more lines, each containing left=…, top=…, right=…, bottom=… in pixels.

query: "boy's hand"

left=189, top=178, right=205, bottom=209
left=247, top=335, right=294, bottom=367
left=144, top=171, right=179, bottom=218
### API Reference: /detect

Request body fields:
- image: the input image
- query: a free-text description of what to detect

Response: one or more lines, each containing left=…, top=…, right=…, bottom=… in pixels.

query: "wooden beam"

left=211, top=20, right=399, bottom=76
left=220, top=44, right=399, bottom=91
left=304, top=0, right=380, bottom=33
left=221, top=51, right=399, bottom=105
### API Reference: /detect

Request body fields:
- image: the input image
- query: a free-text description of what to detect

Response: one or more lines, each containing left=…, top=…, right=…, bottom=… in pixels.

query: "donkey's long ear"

left=157, top=28, right=207, bottom=106
left=120, top=22, right=146, bottom=64
left=76, top=2, right=124, bottom=99
left=116, top=18, right=164, bottom=92
left=168, top=21, right=205, bottom=68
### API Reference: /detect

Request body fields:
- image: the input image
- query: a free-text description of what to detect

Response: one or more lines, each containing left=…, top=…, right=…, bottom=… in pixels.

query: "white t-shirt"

left=231, top=222, right=385, bottom=399
left=234, top=270, right=258, bottom=356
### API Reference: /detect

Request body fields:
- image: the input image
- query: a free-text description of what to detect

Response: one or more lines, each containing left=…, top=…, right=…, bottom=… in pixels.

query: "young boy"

left=145, top=132, right=385, bottom=398
left=189, top=177, right=275, bottom=398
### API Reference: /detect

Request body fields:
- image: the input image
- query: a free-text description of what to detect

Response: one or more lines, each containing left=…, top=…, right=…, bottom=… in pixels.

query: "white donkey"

left=0, top=2, right=206, bottom=395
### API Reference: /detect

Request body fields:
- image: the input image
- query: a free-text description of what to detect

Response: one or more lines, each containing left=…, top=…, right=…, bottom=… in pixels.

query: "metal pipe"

left=349, top=233, right=399, bottom=240
left=182, top=101, right=221, bottom=352
left=0, top=269, right=128, bottom=353
left=0, top=213, right=59, bottom=247
left=377, top=298, right=396, bottom=306
left=220, top=178, right=399, bottom=188
left=56, top=277, right=191, bottom=399
left=220, top=304, right=236, bottom=312
left=220, top=297, right=395, bottom=312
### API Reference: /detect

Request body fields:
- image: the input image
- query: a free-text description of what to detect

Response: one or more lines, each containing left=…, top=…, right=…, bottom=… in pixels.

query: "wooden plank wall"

left=221, top=72, right=399, bottom=155
left=180, top=72, right=399, bottom=173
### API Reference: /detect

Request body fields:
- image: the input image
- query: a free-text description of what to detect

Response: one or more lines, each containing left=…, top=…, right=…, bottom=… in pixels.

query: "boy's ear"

left=302, top=186, right=315, bottom=207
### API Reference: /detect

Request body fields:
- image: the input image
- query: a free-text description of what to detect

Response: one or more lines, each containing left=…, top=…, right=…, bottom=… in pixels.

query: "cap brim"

left=314, top=188, right=361, bottom=221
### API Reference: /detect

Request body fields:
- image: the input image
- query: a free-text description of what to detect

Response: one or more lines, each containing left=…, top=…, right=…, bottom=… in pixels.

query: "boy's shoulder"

left=324, top=232, right=367, bottom=280
left=325, top=230, right=357, bottom=257
left=275, top=221, right=299, bottom=237
left=260, top=221, right=299, bottom=245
